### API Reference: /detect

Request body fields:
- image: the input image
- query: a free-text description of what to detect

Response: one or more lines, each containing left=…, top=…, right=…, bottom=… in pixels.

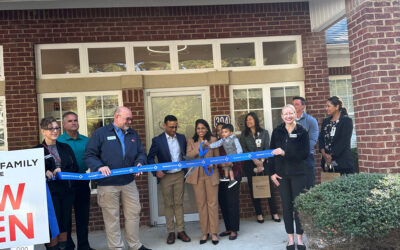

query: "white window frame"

left=0, top=45, right=4, bottom=80
left=38, top=90, right=123, bottom=136
left=35, top=35, right=302, bottom=78
left=230, top=81, right=305, bottom=135
left=0, top=96, right=7, bottom=151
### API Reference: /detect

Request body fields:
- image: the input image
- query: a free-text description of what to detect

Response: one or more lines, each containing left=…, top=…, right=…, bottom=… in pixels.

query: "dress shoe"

left=166, top=232, right=175, bottom=244
left=257, top=218, right=264, bottom=223
left=271, top=214, right=281, bottom=222
left=219, top=231, right=231, bottom=237
left=286, top=243, right=295, bottom=250
left=199, top=234, right=209, bottom=244
left=297, top=244, right=306, bottom=250
left=138, top=246, right=151, bottom=250
left=177, top=231, right=191, bottom=242
left=228, top=232, right=237, bottom=240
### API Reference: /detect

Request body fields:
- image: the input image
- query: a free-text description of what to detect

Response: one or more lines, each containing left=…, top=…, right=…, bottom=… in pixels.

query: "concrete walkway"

left=35, top=218, right=307, bottom=250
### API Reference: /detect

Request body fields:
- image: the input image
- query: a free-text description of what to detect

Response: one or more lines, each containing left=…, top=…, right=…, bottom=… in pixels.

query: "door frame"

left=144, top=86, right=211, bottom=226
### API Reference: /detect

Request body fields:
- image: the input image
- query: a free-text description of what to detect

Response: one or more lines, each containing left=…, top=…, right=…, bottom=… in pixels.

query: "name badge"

left=255, top=139, right=262, bottom=148
left=107, top=136, right=117, bottom=140
left=330, top=127, right=336, bottom=137
left=289, top=133, right=297, bottom=138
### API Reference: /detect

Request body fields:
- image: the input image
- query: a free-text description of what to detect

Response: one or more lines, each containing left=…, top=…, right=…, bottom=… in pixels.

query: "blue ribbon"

left=55, top=149, right=274, bottom=180
left=46, top=183, right=60, bottom=239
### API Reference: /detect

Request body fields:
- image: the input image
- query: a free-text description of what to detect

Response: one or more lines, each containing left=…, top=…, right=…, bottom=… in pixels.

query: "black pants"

left=67, top=180, right=91, bottom=250
left=245, top=171, right=278, bottom=216
left=52, top=191, right=75, bottom=233
left=305, top=154, right=315, bottom=189
left=218, top=180, right=240, bottom=232
left=278, top=175, right=306, bottom=235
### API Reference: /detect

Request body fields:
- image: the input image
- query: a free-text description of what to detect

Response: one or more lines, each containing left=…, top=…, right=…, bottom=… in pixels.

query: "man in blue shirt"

left=58, top=112, right=93, bottom=250
left=84, top=106, right=150, bottom=250
left=292, top=96, right=319, bottom=188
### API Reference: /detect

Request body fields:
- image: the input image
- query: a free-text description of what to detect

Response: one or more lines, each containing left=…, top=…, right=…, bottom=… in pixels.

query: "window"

left=177, top=44, right=213, bottom=70
left=263, top=41, right=297, bottom=65
left=0, top=96, right=7, bottom=151
left=329, top=76, right=357, bottom=148
left=41, top=48, right=80, bottom=74
left=134, top=46, right=171, bottom=71
left=88, top=47, right=126, bottom=73
left=36, top=36, right=302, bottom=78
left=221, top=42, right=255, bottom=68
left=38, top=91, right=122, bottom=137
left=231, top=82, right=303, bottom=134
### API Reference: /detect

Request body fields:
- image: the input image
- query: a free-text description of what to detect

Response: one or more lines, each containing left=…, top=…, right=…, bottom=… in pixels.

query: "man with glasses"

left=57, top=112, right=93, bottom=250
left=147, top=115, right=191, bottom=244
left=84, top=106, right=151, bottom=250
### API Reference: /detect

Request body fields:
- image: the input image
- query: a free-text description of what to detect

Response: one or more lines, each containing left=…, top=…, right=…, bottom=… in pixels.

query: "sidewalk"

left=36, top=218, right=307, bottom=250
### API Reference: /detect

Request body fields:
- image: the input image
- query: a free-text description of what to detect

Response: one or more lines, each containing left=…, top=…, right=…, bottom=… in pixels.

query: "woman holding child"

left=239, top=112, right=281, bottom=224
left=186, top=119, right=220, bottom=245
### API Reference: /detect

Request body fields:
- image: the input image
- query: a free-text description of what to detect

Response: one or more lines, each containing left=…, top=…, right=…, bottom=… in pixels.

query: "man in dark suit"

left=147, top=115, right=191, bottom=245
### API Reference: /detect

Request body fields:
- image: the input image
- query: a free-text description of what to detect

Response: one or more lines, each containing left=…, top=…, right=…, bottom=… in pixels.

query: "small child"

left=203, top=124, right=242, bottom=188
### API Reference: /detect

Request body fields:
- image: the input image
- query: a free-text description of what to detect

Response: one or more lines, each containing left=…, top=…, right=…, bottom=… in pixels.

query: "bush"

left=295, top=173, right=400, bottom=249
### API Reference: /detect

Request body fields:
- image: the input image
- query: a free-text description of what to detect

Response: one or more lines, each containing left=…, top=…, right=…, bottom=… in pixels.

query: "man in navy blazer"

left=147, top=115, right=191, bottom=245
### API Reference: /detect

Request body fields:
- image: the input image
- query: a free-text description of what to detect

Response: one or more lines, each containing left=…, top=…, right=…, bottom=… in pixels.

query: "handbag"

left=252, top=173, right=271, bottom=198
left=321, top=162, right=340, bottom=183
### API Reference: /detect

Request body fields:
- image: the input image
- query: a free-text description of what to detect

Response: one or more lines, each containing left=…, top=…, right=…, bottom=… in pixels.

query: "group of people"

left=39, top=95, right=354, bottom=250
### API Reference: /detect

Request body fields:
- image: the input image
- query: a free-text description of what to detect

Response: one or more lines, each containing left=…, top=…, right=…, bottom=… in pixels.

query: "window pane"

left=233, top=89, right=247, bottom=110
left=103, top=95, right=119, bottom=117
left=249, top=89, right=263, bottom=109
left=87, top=119, right=103, bottom=137
left=263, top=41, right=297, bottom=65
left=88, top=47, right=126, bottom=73
left=134, top=46, right=170, bottom=71
left=61, top=97, right=78, bottom=115
left=178, top=45, right=213, bottom=69
left=41, top=49, right=80, bottom=74
left=86, top=96, right=102, bottom=118
left=271, top=109, right=283, bottom=129
left=43, top=98, right=61, bottom=119
left=270, top=88, right=285, bottom=108
left=285, top=86, right=300, bottom=104
left=234, top=111, right=248, bottom=132
left=252, top=109, right=265, bottom=128
left=221, top=43, right=255, bottom=67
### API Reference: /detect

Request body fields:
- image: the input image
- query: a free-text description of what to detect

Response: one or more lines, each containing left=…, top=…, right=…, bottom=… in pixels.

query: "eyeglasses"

left=45, top=127, right=61, bottom=132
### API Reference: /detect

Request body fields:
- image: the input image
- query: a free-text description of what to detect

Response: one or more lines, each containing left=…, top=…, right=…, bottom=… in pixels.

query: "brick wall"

left=345, top=0, right=400, bottom=173
left=1, top=2, right=330, bottom=229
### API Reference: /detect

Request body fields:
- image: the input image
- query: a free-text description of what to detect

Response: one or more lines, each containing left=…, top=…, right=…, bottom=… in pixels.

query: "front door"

left=145, top=87, right=211, bottom=225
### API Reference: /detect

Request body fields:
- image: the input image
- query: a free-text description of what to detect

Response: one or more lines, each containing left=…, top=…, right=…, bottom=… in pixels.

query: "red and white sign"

left=0, top=148, right=49, bottom=248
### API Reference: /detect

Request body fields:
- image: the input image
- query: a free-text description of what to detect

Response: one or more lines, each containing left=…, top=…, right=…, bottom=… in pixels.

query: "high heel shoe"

left=211, top=234, right=219, bottom=245
left=199, top=234, right=209, bottom=244
left=271, top=214, right=281, bottom=222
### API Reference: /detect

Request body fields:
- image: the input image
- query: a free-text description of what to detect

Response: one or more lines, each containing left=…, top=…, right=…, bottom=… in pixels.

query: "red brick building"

left=0, top=0, right=398, bottom=231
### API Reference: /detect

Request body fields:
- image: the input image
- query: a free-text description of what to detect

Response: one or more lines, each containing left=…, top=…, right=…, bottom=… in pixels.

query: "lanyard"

left=42, top=143, right=62, bottom=165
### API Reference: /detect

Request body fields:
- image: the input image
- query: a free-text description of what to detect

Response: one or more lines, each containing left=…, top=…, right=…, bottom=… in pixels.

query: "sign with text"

left=214, top=115, right=231, bottom=127
left=0, top=148, right=49, bottom=248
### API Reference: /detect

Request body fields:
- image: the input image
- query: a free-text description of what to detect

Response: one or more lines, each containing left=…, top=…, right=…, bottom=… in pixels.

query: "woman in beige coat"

left=186, top=119, right=220, bottom=245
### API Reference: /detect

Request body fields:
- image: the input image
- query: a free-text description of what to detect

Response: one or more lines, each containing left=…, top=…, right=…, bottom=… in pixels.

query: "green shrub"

left=295, top=173, right=400, bottom=249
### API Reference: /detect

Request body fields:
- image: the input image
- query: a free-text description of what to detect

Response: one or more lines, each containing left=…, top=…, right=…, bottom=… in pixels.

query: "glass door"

left=145, top=87, right=211, bottom=225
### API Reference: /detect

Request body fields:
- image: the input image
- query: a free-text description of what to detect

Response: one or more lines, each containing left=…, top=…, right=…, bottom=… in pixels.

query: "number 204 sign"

left=0, top=148, right=49, bottom=248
